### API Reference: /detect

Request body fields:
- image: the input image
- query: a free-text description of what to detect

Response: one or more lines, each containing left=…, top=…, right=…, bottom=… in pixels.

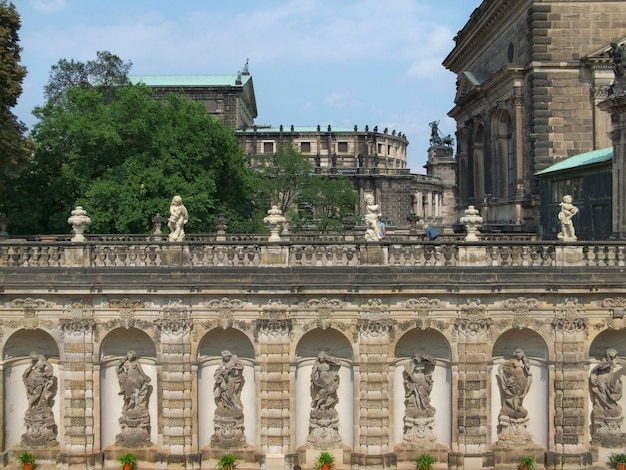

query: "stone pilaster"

left=453, top=315, right=492, bottom=468
left=256, top=319, right=292, bottom=459
left=353, top=319, right=394, bottom=466
left=60, top=319, right=96, bottom=461
left=157, top=317, right=194, bottom=458
left=548, top=311, right=592, bottom=468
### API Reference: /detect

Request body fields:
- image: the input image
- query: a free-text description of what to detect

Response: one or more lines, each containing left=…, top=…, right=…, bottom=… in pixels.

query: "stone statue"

left=211, top=350, right=247, bottom=448
left=22, top=352, right=57, bottom=447
left=115, top=349, right=151, bottom=446
left=213, top=350, right=245, bottom=413
left=590, top=348, right=626, bottom=446
left=168, top=195, right=188, bottom=241
left=402, top=353, right=437, bottom=446
left=307, top=351, right=342, bottom=448
left=363, top=194, right=383, bottom=241
left=557, top=194, right=578, bottom=241
left=610, top=42, right=625, bottom=80
left=496, top=349, right=533, bottom=447
left=497, top=348, right=532, bottom=419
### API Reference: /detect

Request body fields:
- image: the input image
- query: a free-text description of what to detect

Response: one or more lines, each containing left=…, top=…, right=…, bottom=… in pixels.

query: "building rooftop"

left=534, top=147, right=613, bottom=176
left=129, top=74, right=251, bottom=87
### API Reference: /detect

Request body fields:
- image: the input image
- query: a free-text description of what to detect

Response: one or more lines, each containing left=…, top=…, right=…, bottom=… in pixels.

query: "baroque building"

left=443, top=0, right=626, bottom=233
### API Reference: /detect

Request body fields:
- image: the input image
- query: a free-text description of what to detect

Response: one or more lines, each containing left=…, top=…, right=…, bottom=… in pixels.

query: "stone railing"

left=0, top=239, right=624, bottom=268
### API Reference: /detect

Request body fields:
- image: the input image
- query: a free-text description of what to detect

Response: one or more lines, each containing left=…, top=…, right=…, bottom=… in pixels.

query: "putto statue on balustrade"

left=116, top=349, right=152, bottom=446
left=168, top=195, right=188, bottom=241
left=557, top=195, right=578, bottom=241
left=308, top=351, right=342, bottom=448
left=363, top=193, right=383, bottom=241
left=590, top=348, right=626, bottom=446
left=496, top=348, right=533, bottom=447
left=22, top=352, right=58, bottom=447
left=403, top=353, right=438, bottom=446
left=211, top=350, right=246, bottom=448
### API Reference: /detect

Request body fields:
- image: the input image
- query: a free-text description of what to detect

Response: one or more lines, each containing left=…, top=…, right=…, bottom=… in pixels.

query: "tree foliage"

left=44, top=50, right=132, bottom=105
left=6, top=82, right=260, bottom=235
left=0, top=0, right=29, bottom=191
left=255, top=144, right=357, bottom=232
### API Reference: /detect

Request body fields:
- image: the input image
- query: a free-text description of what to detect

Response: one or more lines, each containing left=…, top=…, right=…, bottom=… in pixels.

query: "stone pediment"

left=583, top=36, right=626, bottom=65
left=455, top=71, right=490, bottom=103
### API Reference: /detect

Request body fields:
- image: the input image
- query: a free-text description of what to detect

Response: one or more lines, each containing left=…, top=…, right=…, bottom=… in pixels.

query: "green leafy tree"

left=44, top=50, right=131, bottom=105
left=0, top=0, right=29, bottom=194
left=7, top=83, right=259, bottom=234
left=256, top=144, right=357, bottom=232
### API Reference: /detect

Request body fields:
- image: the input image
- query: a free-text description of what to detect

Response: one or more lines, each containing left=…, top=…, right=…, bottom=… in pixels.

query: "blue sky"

left=14, top=0, right=481, bottom=173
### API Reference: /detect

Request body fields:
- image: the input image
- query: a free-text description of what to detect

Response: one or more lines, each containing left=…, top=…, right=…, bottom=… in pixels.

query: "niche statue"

left=211, top=350, right=247, bottom=448
left=402, top=353, right=438, bottom=446
left=22, top=352, right=58, bottom=447
left=115, top=350, right=152, bottom=446
left=307, top=351, right=342, bottom=448
left=590, top=348, right=626, bottom=446
left=496, top=349, right=533, bottom=447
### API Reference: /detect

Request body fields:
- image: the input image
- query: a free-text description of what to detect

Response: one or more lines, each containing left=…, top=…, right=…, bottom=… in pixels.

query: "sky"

left=13, top=0, right=481, bottom=173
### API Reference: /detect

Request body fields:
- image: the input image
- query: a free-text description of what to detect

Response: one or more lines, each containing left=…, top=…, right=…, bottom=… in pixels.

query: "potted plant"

left=119, top=452, right=136, bottom=470
left=519, top=456, right=535, bottom=470
left=316, top=451, right=335, bottom=470
left=17, top=451, right=35, bottom=470
left=416, top=453, right=435, bottom=470
left=217, top=454, right=237, bottom=470
left=610, top=453, right=626, bottom=470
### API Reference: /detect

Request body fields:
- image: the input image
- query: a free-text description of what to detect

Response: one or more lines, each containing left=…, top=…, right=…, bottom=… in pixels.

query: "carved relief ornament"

left=11, top=298, right=52, bottom=329
left=303, top=298, right=344, bottom=330
left=205, top=297, right=244, bottom=329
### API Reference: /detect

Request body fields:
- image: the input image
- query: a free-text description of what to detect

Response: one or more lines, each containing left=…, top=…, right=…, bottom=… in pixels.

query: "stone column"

left=157, top=315, right=194, bottom=462
left=256, top=319, right=292, bottom=470
left=60, top=318, right=96, bottom=467
left=548, top=309, right=592, bottom=468
left=352, top=318, right=394, bottom=468
left=452, top=315, right=493, bottom=469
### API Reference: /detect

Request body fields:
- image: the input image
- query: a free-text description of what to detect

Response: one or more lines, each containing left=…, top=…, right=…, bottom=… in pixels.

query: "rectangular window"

left=263, top=141, right=274, bottom=154
left=377, top=143, right=383, bottom=154
left=300, top=142, right=311, bottom=153
left=337, top=142, right=348, bottom=153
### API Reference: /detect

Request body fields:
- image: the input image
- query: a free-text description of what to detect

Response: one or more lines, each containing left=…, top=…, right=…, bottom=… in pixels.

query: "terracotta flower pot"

left=123, top=464, right=132, bottom=470
left=617, top=463, right=626, bottom=470
left=321, top=464, right=331, bottom=470
left=23, top=464, right=33, bottom=470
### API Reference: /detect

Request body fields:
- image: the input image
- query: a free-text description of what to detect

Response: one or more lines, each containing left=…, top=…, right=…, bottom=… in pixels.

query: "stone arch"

left=99, top=328, right=157, bottom=448
left=393, top=328, right=452, bottom=450
left=587, top=329, right=626, bottom=448
left=294, top=328, right=353, bottom=451
left=3, top=329, right=60, bottom=450
left=491, top=328, right=548, bottom=448
left=197, top=328, right=256, bottom=449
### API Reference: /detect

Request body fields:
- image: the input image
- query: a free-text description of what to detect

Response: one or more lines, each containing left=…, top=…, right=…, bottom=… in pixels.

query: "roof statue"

left=429, top=120, right=454, bottom=147
left=609, top=41, right=626, bottom=95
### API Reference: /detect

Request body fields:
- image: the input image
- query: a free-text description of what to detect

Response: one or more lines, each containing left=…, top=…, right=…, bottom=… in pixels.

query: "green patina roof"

left=129, top=74, right=251, bottom=87
left=534, top=147, right=613, bottom=176
left=237, top=126, right=356, bottom=133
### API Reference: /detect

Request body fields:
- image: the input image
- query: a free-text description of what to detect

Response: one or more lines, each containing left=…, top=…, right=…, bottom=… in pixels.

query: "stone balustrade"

left=0, top=238, right=624, bottom=268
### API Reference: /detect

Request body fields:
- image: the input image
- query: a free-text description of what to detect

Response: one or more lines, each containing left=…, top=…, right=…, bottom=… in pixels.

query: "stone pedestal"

left=260, top=246, right=288, bottom=265
left=457, top=246, right=487, bottom=266
left=496, top=416, right=533, bottom=448
left=161, top=246, right=190, bottom=266
left=360, top=245, right=387, bottom=265
left=592, top=416, right=625, bottom=447
left=555, top=246, right=583, bottom=265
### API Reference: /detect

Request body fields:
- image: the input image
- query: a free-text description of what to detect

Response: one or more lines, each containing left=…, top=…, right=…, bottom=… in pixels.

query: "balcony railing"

left=0, top=237, right=623, bottom=268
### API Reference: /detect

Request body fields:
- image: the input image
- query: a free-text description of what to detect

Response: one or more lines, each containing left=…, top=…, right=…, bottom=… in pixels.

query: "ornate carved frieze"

left=64, top=300, right=94, bottom=319
left=302, top=297, right=344, bottom=330
left=359, top=298, right=389, bottom=320
left=204, top=297, right=244, bottom=329
left=109, top=298, right=145, bottom=329
left=255, top=318, right=292, bottom=339
left=357, top=318, right=394, bottom=339
left=260, top=300, right=290, bottom=319
left=11, top=298, right=52, bottom=329
left=403, top=297, right=443, bottom=317
left=603, top=297, right=626, bottom=319
left=60, top=319, right=96, bottom=336
left=503, top=297, right=540, bottom=329
left=455, top=317, right=493, bottom=336
left=155, top=300, right=192, bottom=336
left=553, top=298, right=587, bottom=333
left=460, top=298, right=486, bottom=316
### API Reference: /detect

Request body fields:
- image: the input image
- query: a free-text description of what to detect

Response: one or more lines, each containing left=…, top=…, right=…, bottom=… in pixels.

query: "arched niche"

left=588, top=329, right=626, bottom=447
left=197, top=328, right=255, bottom=449
left=393, top=329, right=452, bottom=448
left=294, top=328, right=353, bottom=450
left=491, top=329, right=548, bottom=448
left=3, top=329, right=60, bottom=450
left=99, top=328, right=157, bottom=448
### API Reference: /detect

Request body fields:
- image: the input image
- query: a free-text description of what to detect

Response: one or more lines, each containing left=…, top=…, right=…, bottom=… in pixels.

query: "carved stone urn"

left=67, top=206, right=91, bottom=242
left=263, top=206, right=287, bottom=241
left=460, top=205, right=483, bottom=241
